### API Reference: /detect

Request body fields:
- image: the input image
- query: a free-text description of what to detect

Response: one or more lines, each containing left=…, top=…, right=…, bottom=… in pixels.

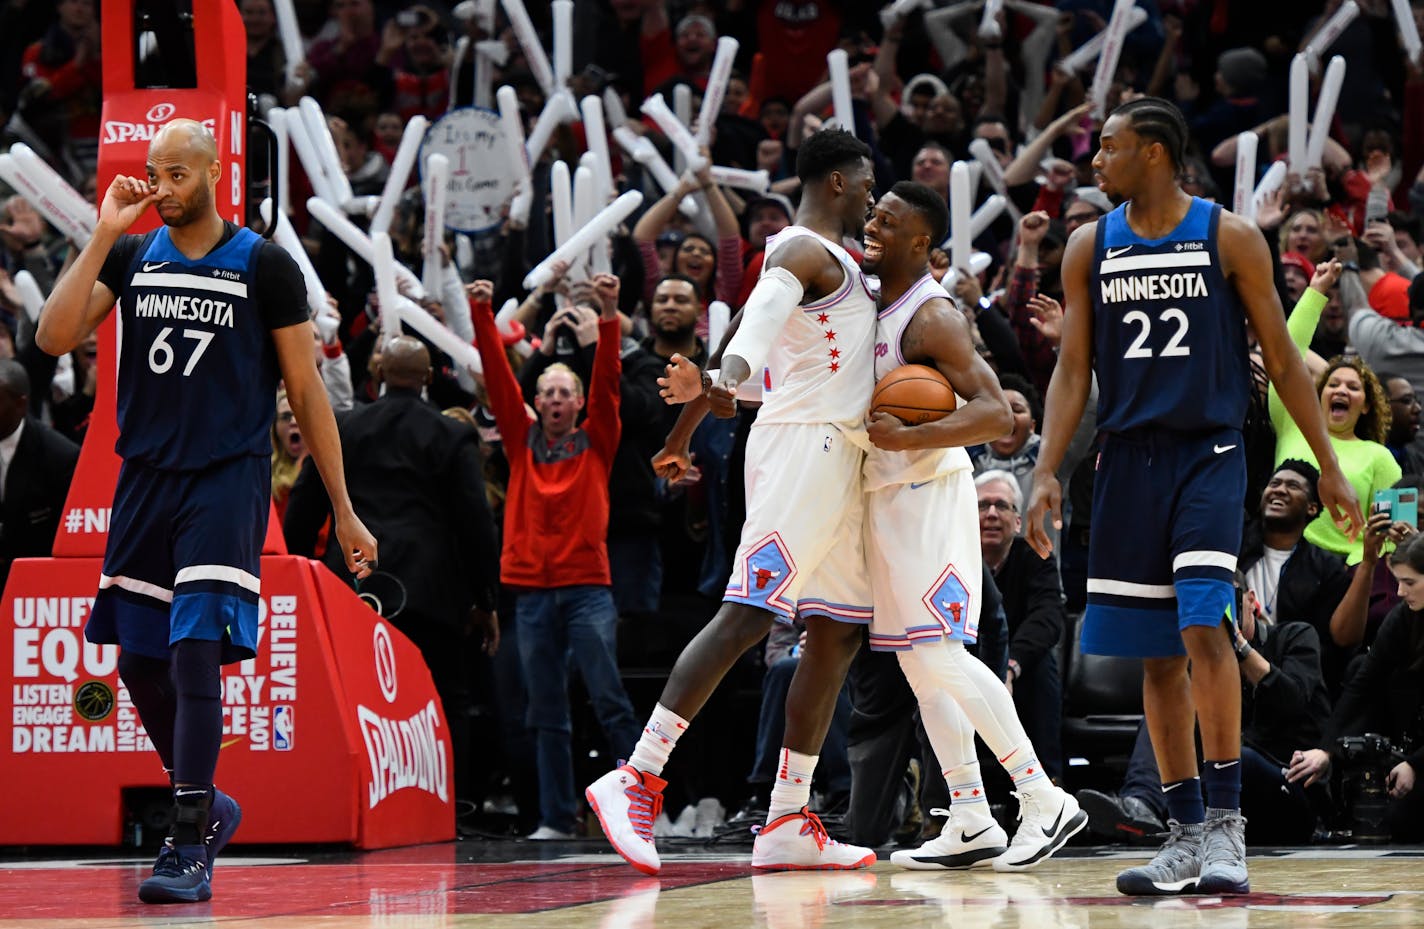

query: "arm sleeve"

left=722, top=264, right=805, bottom=377
left=257, top=242, right=314, bottom=330
left=1009, top=547, right=1066, bottom=669
left=471, top=298, right=531, bottom=448
left=585, top=318, right=622, bottom=463
left=1268, top=287, right=1328, bottom=432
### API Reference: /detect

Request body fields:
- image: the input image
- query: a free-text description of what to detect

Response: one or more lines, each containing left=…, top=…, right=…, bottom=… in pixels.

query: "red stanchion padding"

left=303, top=561, right=456, bottom=848
left=0, top=556, right=364, bottom=846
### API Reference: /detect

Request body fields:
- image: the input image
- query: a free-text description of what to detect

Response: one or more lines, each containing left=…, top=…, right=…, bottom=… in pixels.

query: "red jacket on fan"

left=471, top=300, right=621, bottom=589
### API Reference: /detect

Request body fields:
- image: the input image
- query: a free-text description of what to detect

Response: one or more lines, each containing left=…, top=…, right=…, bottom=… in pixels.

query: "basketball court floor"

left=3, top=841, right=1422, bottom=928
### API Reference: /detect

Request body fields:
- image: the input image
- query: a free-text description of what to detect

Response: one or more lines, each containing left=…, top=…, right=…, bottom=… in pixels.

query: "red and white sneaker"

left=751, top=808, right=876, bottom=871
left=585, top=763, right=666, bottom=875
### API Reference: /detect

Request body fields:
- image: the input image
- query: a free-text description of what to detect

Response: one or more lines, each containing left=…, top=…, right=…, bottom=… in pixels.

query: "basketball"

left=871, top=364, right=957, bottom=425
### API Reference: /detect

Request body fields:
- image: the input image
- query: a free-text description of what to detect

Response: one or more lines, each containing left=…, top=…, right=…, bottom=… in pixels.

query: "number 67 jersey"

left=99, top=222, right=309, bottom=471
left=1091, top=196, right=1251, bottom=434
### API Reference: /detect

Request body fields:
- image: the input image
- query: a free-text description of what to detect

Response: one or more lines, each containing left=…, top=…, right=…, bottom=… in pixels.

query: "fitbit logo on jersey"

left=1099, top=273, right=1208, bottom=304
left=356, top=701, right=448, bottom=808
left=133, top=293, right=236, bottom=327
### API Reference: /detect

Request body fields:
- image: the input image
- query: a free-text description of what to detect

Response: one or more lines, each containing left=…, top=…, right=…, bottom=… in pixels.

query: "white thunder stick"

left=979, top=0, right=1005, bottom=40
left=969, top=194, right=1006, bottom=241
left=473, top=40, right=508, bottom=111
left=1289, top=53, right=1309, bottom=177
left=880, top=0, right=931, bottom=29
left=708, top=166, right=771, bottom=194
left=370, top=114, right=430, bottom=235
left=372, top=232, right=403, bottom=342
left=272, top=0, right=308, bottom=91
left=967, top=138, right=1023, bottom=222
left=495, top=298, right=522, bottom=338
left=708, top=300, right=730, bottom=356
left=0, top=156, right=91, bottom=246
left=940, top=252, right=994, bottom=288
left=394, top=295, right=483, bottom=375
left=298, top=96, right=354, bottom=207
left=641, top=93, right=708, bottom=172
left=1251, top=160, right=1288, bottom=215
left=1088, top=0, right=1138, bottom=119
left=284, top=106, right=339, bottom=204
left=612, top=126, right=699, bottom=217
left=13, top=270, right=44, bottom=325
left=1393, top=0, right=1424, bottom=66
left=552, top=0, right=574, bottom=88
left=259, top=201, right=326, bottom=316
left=827, top=48, right=855, bottom=135
left=1307, top=56, right=1346, bottom=171
left=499, top=0, right=556, bottom=97
left=695, top=36, right=740, bottom=146
left=422, top=153, right=450, bottom=297
left=603, top=86, right=630, bottom=128
left=524, top=190, right=644, bottom=290
left=949, top=161, right=974, bottom=273
left=551, top=158, right=573, bottom=248
left=10, top=144, right=95, bottom=233
left=580, top=95, right=616, bottom=205
left=1055, top=6, right=1148, bottom=74
left=580, top=150, right=613, bottom=218
left=496, top=85, right=531, bottom=179
left=1305, top=0, right=1359, bottom=71
left=574, top=162, right=610, bottom=274
left=673, top=82, right=694, bottom=174
left=267, top=106, right=292, bottom=215
left=525, top=91, right=579, bottom=165
left=1233, top=131, right=1258, bottom=219
left=449, top=36, right=471, bottom=112
left=307, top=196, right=426, bottom=299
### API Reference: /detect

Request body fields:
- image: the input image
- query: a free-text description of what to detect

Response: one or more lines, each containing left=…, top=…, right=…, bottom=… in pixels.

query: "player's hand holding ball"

left=99, top=174, right=161, bottom=232
left=867, top=410, right=911, bottom=451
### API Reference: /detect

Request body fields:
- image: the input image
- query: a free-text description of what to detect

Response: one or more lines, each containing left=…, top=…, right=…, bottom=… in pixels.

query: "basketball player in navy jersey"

left=37, top=119, right=377, bottom=903
left=1026, top=98, right=1362, bottom=895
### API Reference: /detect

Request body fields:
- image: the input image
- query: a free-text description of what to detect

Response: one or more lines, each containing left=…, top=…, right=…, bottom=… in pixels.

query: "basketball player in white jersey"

left=587, top=128, right=880, bottom=873
left=860, top=182, right=1087, bottom=870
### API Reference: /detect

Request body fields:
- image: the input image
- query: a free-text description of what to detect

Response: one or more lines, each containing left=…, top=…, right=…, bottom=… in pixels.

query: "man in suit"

left=0, top=359, right=79, bottom=588
left=284, top=336, right=500, bottom=801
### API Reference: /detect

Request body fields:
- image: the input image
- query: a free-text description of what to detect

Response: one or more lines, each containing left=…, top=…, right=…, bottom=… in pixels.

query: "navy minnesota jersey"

left=1091, top=197, right=1251, bottom=434
left=101, top=223, right=307, bottom=471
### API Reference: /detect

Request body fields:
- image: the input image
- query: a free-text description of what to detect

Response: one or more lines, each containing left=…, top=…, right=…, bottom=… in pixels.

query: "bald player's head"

left=378, top=336, right=432, bottom=390
left=146, top=118, right=221, bottom=228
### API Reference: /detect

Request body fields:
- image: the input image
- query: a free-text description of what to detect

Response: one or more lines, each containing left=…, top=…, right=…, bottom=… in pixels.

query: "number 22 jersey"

left=1091, top=196, right=1251, bottom=434
left=97, top=222, right=309, bottom=471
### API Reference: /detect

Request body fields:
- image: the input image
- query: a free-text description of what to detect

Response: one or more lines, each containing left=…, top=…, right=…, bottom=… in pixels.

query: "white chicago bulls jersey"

left=864, top=272, right=971, bottom=491
left=753, top=226, right=876, bottom=435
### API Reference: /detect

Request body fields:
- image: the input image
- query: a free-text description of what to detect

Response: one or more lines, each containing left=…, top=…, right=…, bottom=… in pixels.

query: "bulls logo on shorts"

left=922, top=566, right=975, bottom=638
left=727, top=532, right=798, bottom=617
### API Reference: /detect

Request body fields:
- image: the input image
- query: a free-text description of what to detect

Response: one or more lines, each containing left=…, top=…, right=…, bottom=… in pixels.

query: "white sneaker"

left=751, top=807, right=876, bottom=871
left=526, top=825, right=577, bottom=840
left=993, top=786, right=1087, bottom=872
left=891, top=807, right=1007, bottom=870
left=585, top=763, right=667, bottom=875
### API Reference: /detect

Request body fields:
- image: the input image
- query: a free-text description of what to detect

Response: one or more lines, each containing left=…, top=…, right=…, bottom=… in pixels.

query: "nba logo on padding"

left=923, top=567, right=974, bottom=637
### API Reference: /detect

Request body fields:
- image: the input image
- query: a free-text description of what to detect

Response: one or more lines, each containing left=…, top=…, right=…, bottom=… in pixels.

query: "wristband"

left=1234, top=639, right=1254, bottom=662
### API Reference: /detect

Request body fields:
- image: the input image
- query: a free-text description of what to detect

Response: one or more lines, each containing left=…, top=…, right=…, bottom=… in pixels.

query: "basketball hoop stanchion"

left=0, top=0, right=452, bottom=849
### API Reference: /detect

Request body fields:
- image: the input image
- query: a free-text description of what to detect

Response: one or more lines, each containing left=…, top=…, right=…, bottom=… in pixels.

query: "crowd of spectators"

left=5, top=0, right=1424, bottom=845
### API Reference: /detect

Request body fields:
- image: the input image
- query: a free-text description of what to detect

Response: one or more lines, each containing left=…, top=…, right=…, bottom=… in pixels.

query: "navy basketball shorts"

left=1081, top=427, right=1244, bottom=658
left=85, top=455, right=271, bottom=664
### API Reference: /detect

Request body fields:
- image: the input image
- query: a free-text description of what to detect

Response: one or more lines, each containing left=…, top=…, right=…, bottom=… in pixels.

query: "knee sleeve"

left=899, top=640, right=1030, bottom=760
left=170, top=639, right=224, bottom=785
left=897, top=646, right=976, bottom=770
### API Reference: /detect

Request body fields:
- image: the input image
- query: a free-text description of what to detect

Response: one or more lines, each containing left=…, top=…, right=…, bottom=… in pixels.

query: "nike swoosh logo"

left=220, top=737, right=243, bottom=749
left=1213, top=761, right=1240, bottom=769
left=1041, top=807, right=1065, bottom=839
left=1213, top=444, right=1237, bottom=454
left=1105, top=246, right=1133, bottom=259
left=909, top=481, right=932, bottom=489
left=1161, top=782, right=1183, bottom=792
left=141, top=261, right=170, bottom=272
left=961, top=825, right=995, bottom=843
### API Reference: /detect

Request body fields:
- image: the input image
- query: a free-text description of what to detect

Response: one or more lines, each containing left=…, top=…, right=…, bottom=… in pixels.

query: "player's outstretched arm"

left=719, top=237, right=836, bottom=393
left=1026, top=222, right=1097, bottom=558
left=867, top=297, right=1012, bottom=452
left=36, top=174, right=159, bottom=356
left=274, top=323, right=378, bottom=578
left=1223, top=211, right=1363, bottom=538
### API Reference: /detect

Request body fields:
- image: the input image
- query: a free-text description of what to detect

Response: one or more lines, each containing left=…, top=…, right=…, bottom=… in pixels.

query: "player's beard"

left=161, top=185, right=211, bottom=227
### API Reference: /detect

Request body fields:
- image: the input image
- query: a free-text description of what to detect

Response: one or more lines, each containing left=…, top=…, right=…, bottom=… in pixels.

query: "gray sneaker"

left=1115, top=819, right=1203, bottom=896
left=1198, top=808, right=1249, bottom=895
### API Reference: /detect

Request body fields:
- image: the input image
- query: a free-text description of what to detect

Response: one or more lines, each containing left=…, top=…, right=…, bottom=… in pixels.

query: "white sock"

left=767, top=748, right=817, bottom=821
left=626, top=703, right=689, bottom=777
left=945, top=760, right=993, bottom=818
left=998, top=742, right=1052, bottom=790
